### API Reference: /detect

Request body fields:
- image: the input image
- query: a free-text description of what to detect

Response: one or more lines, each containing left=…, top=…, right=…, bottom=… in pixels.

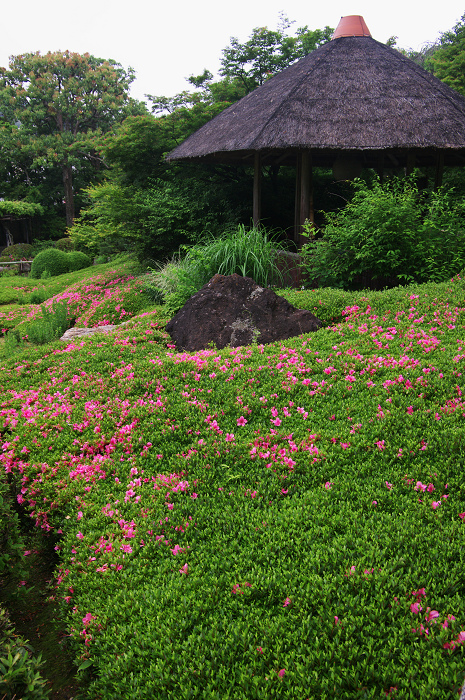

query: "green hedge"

left=30, top=248, right=69, bottom=278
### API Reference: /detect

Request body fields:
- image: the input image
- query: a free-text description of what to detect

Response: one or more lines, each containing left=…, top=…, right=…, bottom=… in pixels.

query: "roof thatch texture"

left=167, top=36, right=465, bottom=168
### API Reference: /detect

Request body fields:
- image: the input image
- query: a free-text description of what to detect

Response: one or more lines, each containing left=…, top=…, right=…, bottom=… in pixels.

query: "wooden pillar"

left=299, top=150, right=314, bottom=248
left=253, top=152, right=261, bottom=226
left=376, top=152, right=384, bottom=181
left=406, top=151, right=416, bottom=176
left=434, top=151, right=444, bottom=190
left=294, top=152, right=302, bottom=243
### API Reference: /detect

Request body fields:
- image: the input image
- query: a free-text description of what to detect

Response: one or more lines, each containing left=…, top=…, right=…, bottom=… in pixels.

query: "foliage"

left=2, top=262, right=465, bottom=698
left=427, top=13, right=465, bottom=95
left=7, top=300, right=74, bottom=347
left=0, top=200, right=44, bottom=218
left=300, top=177, right=465, bottom=290
left=55, top=237, right=74, bottom=252
left=66, top=251, right=92, bottom=272
left=68, top=175, right=249, bottom=262
left=149, top=225, right=286, bottom=312
left=30, top=248, right=69, bottom=278
left=0, top=607, right=50, bottom=700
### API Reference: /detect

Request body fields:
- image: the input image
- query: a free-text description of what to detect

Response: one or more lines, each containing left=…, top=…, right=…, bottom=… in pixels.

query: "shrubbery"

left=55, top=237, right=74, bottom=252
left=0, top=607, right=49, bottom=700
left=30, top=248, right=69, bottom=278
left=67, top=251, right=92, bottom=272
left=0, top=243, right=34, bottom=262
left=300, top=177, right=465, bottom=290
left=30, top=248, right=92, bottom=278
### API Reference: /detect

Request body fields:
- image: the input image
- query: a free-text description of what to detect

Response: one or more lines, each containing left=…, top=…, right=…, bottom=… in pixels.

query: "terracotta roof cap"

left=332, top=15, right=371, bottom=39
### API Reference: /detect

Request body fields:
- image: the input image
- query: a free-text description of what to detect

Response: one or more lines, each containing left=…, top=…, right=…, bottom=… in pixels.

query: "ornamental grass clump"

left=148, top=224, right=286, bottom=312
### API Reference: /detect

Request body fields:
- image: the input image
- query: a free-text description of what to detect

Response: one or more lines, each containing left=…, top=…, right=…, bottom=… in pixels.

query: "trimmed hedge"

left=67, top=251, right=92, bottom=272
left=30, top=248, right=69, bottom=278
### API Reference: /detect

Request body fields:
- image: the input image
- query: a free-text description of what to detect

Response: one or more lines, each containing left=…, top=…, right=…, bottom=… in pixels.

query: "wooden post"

left=299, top=151, right=314, bottom=248
left=294, top=152, right=302, bottom=243
left=376, top=152, right=384, bottom=181
left=434, top=151, right=444, bottom=190
left=406, top=151, right=416, bottom=176
left=253, top=152, right=261, bottom=226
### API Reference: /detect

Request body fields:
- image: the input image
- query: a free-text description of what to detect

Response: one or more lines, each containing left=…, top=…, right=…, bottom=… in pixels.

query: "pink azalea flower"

left=283, top=597, right=291, bottom=607
left=376, top=440, right=386, bottom=450
left=237, top=416, right=247, bottom=426
left=459, top=512, right=465, bottom=520
left=425, top=608, right=439, bottom=622
left=76, top=531, right=84, bottom=540
left=324, top=481, right=333, bottom=490
left=406, top=406, right=414, bottom=414
left=225, top=433, right=235, bottom=442
left=191, top=492, right=198, bottom=499
left=179, top=563, right=188, bottom=574
left=432, top=501, right=441, bottom=509
left=410, top=602, right=422, bottom=614
left=277, top=669, right=286, bottom=678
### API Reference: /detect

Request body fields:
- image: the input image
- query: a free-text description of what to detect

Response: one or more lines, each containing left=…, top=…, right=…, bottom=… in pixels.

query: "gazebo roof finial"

left=332, top=15, right=371, bottom=39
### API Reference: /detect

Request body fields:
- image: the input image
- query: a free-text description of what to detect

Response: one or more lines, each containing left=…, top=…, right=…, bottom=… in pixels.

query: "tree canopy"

left=426, top=13, right=465, bottom=95
left=0, top=51, right=144, bottom=226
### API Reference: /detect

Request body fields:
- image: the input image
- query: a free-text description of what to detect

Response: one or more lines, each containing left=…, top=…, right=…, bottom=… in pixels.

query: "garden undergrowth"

left=1, top=266, right=465, bottom=698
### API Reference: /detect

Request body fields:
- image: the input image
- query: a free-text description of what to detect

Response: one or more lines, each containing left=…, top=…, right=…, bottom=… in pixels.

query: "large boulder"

left=165, top=273, right=322, bottom=352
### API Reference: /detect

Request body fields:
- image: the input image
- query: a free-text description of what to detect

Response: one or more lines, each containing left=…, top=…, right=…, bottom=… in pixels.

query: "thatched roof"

left=167, top=28, right=465, bottom=169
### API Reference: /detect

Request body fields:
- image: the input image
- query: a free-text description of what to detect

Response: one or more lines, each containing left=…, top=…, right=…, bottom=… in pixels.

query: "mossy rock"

left=30, top=248, right=69, bottom=278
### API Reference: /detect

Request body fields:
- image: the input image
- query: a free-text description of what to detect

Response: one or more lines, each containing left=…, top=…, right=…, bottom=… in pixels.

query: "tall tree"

left=220, top=17, right=333, bottom=92
left=0, top=51, right=142, bottom=226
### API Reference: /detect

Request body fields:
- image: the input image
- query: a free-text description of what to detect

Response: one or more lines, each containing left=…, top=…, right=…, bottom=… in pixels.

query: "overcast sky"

left=1, top=0, right=464, bottom=105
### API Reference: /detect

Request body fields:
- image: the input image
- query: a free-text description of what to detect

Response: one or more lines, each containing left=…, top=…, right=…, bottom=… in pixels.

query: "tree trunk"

left=62, top=164, right=75, bottom=227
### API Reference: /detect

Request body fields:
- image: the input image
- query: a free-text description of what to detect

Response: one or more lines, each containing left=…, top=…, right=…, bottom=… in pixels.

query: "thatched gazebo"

left=167, top=15, right=465, bottom=241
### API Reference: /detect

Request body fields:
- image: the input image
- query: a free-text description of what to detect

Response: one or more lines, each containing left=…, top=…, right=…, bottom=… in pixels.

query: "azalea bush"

left=1, top=266, right=465, bottom=698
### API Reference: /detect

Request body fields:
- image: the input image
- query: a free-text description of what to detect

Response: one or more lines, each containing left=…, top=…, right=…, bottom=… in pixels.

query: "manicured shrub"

left=30, top=248, right=69, bottom=278
left=0, top=243, right=33, bottom=261
left=55, top=237, right=74, bottom=252
left=66, top=251, right=92, bottom=272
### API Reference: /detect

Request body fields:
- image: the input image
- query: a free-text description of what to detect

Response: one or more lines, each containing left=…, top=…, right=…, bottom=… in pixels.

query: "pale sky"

left=1, top=0, right=464, bottom=105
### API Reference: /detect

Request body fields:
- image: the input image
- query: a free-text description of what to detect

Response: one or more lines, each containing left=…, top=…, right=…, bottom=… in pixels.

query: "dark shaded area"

left=0, top=530, right=83, bottom=699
